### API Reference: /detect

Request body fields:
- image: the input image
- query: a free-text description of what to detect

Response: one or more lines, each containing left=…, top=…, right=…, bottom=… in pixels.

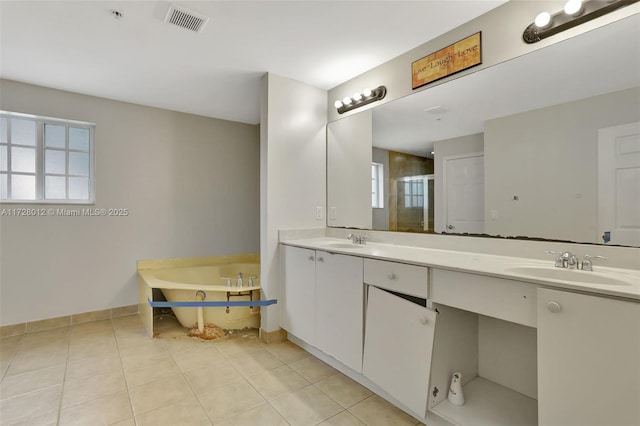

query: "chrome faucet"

left=561, top=252, right=579, bottom=269
left=347, top=233, right=368, bottom=245
left=546, top=251, right=608, bottom=270
left=546, top=251, right=578, bottom=269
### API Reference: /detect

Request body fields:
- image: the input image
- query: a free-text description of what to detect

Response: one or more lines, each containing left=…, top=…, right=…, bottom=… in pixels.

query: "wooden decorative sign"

left=411, top=32, right=482, bottom=90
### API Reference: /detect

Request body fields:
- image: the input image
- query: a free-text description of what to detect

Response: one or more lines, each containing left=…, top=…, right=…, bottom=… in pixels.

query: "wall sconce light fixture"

left=334, top=86, right=387, bottom=114
left=523, top=0, right=638, bottom=44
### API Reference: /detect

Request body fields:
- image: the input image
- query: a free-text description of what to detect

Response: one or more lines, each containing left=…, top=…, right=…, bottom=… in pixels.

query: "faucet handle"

left=560, top=252, right=578, bottom=269
left=545, top=250, right=564, bottom=268
left=582, top=255, right=607, bottom=271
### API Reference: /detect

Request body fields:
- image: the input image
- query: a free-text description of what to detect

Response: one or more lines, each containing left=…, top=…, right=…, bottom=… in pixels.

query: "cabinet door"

left=537, top=288, right=640, bottom=426
left=316, top=251, right=364, bottom=373
left=281, top=246, right=316, bottom=345
left=363, top=285, right=437, bottom=418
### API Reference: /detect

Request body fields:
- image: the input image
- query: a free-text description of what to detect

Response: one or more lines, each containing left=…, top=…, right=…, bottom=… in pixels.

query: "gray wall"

left=0, top=79, right=260, bottom=325
left=484, top=87, right=640, bottom=243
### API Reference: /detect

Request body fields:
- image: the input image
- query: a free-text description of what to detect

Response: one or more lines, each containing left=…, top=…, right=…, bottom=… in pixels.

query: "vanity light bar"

left=523, top=0, right=638, bottom=44
left=334, top=86, right=387, bottom=114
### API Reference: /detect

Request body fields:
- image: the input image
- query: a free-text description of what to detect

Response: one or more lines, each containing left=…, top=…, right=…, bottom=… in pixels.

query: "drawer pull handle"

left=308, top=256, right=315, bottom=261
left=419, top=317, right=429, bottom=325
left=387, top=273, right=397, bottom=280
left=546, top=301, right=562, bottom=313
left=317, top=257, right=324, bottom=263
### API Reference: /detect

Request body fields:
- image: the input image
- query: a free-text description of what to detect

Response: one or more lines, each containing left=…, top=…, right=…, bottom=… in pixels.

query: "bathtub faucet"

left=236, top=272, right=243, bottom=287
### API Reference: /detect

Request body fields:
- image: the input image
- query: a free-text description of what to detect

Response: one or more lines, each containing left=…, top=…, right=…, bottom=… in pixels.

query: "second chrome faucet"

left=546, top=250, right=607, bottom=271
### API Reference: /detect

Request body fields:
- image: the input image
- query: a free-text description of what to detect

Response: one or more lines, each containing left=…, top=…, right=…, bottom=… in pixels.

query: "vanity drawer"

left=430, top=269, right=537, bottom=327
left=364, top=259, right=428, bottom=299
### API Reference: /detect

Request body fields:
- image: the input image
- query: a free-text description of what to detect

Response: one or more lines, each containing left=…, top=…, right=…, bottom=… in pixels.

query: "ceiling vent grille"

left=164, top=5, right=209, bottom=33
left=424, top=106, right=449, bottom=115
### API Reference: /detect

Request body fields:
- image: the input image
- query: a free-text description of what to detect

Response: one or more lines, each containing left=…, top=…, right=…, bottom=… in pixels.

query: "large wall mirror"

left=327, top=14, right=640, bottom=247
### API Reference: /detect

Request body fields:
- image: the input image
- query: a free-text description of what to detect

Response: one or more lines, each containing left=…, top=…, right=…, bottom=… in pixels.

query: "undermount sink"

left=322, top=242, right=365, bottom=249
left=507, top=266, right=633, bottom=286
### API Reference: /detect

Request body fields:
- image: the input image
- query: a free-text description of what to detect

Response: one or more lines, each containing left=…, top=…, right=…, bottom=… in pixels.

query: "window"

left=0, top=111, right=95, bottom=203
left=404, top=179, right=424, bottom=208
left=372, top=162, right=384, bottom=208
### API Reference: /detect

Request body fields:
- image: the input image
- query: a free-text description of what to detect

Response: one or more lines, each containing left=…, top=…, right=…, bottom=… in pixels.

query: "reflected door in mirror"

left=598, top=121, right=640, bottom=246
left=443, top=153, right=484, bottom=234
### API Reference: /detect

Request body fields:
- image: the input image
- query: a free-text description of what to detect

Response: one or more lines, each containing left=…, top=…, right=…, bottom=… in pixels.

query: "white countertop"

left=281, top=237, right=640, bottom=301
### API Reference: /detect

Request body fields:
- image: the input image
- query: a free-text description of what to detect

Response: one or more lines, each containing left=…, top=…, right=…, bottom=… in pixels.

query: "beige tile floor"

left=0, top=314, right=424, bottom=426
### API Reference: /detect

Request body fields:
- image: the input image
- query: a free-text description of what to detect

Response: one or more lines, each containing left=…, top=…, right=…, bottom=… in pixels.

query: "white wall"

left=260, top=74, right=327, bottom=332
left=0, top=79, right=260, bottom=325
left=327, top=111, right=372, bottom=229
left=434, top=133, right=484, bottom=233
left=484, top=87, right=640, bottom=243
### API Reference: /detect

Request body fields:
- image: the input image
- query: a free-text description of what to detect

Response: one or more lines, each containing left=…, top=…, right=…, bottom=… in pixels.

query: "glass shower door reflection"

left=395, top=175, right=434, bottom=233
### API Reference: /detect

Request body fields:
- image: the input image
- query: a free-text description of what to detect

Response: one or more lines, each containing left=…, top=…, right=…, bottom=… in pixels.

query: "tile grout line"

left=0, top=335, right=22, bottom=384
left=164, top=337, right=214, bottom=426
left=111, top=317, right=139, bottom=426
left=205, top=338, right=275, bottom=425
left=54, top=328, right=73, bottom=426
left=231, top=352, right=292, bottom=426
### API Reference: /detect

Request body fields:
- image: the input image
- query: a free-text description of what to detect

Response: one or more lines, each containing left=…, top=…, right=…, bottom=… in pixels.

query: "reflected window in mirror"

left=372, top=162, right=384, bottom=208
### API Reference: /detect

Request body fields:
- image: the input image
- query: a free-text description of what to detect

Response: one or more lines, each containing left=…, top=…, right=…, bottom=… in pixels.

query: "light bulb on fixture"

left=534, top=11, right=551, bottom=28
left=524, top=0, right=635, bottom=44
left=334, top=85, right=386, bottom=114
left=564, top=0, right=583, bottom=16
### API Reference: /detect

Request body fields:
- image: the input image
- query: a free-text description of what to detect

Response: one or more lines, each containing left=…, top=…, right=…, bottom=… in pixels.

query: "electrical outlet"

left=491, top=209, right=498, bottom=220
left=330, top=207, right=337, bottom=220
left=316, top=206, right=323, bottom=220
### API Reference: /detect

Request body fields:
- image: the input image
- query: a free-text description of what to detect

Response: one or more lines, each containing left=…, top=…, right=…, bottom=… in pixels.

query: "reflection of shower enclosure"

left=394, top=175, right=434, bottom=232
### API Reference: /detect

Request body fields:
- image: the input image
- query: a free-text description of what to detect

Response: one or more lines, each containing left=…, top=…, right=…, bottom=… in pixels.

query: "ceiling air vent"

left=424, top=106, right=449, bottom=115
left=164, top=4, right=210, bottom=33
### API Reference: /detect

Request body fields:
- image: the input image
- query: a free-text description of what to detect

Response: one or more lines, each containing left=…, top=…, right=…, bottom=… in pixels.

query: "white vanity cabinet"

left=281, top=240, right=640, bottom=426
left=315, top=250, right=364, bottom=373
left=281, top=245, right=316, bottom=345
left=281, top=245, right=364, bottom=372
left=537, top=288, right=640, bottom=426
left=362, top=260, right=435, bottom=418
